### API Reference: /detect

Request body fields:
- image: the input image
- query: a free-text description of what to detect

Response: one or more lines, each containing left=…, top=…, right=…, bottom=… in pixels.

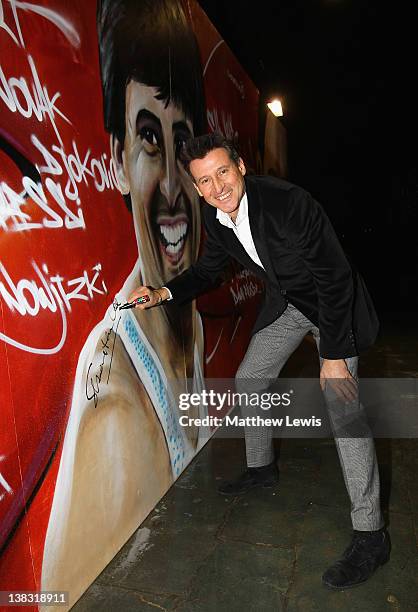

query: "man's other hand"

left=127, top=286, right=169, bottom=309
left=320, top=359, right=358, bottom=403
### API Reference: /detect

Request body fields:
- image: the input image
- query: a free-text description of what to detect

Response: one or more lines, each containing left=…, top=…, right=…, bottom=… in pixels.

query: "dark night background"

left=199, top=1, right=417, bottom=318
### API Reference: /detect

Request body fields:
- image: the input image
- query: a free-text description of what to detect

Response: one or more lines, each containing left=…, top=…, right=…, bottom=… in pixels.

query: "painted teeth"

left=166, top=239, right=185, bottom=254
left=159, top=222, right=187, bottom=246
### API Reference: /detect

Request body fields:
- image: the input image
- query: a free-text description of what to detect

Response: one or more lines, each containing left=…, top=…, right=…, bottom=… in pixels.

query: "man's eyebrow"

left=196, top=165, right=230, bottom=183
left=135, top=109, right=161, bottom=132
left=173, top=120, right=192, bottom=135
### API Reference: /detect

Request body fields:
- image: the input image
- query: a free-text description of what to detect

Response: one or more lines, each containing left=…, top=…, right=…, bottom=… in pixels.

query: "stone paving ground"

left=73, top=315, right=418, bottom=611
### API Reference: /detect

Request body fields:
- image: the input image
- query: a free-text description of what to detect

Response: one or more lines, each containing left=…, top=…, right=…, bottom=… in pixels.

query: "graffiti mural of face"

left=113, top=81, right=199, bottom=287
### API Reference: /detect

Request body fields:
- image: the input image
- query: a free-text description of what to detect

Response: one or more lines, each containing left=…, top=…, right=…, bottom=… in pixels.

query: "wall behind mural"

left=0, top=0, right=282, bottom=609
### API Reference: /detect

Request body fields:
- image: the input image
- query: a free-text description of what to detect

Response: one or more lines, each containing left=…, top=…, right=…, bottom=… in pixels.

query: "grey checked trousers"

left=236, top=302, right=384, bottom=531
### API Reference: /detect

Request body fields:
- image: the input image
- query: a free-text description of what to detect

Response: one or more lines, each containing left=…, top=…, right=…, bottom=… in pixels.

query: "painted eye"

left=140, top=127, right=158, bottom=147
left=175, top=136, right=187, bottom=157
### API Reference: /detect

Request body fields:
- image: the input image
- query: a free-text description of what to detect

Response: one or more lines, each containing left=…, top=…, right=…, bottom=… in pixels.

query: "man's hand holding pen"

left=124, top=286, right=170, bottom=310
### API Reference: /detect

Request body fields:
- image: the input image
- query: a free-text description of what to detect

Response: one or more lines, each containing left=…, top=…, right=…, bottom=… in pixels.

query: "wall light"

left=267, top=99, right=283, bottom=117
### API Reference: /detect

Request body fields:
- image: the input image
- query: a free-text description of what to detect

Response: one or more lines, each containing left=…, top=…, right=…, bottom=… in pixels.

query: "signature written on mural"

left=229, top=268, right=264, bottom=306
left=0, top=260, right=107, bottom=354
left=85, top=299, right=121, bottom=408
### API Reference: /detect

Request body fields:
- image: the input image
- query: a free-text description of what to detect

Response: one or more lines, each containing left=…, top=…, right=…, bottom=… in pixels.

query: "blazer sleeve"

left=164, top=213, right=231, bottom=305
left=287, top=188, right=356, bottom=359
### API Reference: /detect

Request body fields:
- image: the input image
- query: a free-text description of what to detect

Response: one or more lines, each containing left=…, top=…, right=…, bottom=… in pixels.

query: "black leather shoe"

left=217, top=462, right=279, bottom=496
left=322, top=528, right=391, bottom=590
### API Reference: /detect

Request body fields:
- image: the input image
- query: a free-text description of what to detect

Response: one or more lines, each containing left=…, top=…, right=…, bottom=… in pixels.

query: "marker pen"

left=119, top=295, right=150, bottom=310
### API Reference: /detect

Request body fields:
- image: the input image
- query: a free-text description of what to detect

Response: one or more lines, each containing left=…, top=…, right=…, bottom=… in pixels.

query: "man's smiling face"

left=190, top=148, right=246, bottom=221
left=115, top=81, right=199, bottom=285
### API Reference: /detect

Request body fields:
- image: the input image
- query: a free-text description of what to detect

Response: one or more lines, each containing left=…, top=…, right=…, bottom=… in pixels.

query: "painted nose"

left=160, top=152, right=181, bottom=208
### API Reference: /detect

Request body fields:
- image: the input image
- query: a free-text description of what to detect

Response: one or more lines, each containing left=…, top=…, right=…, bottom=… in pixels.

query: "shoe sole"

left=217, top=479, right=279, bottom=497
left=322, top=553, right=390, bottom=590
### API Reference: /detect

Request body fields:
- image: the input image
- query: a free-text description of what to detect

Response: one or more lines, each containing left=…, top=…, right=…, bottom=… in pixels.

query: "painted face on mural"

left=114, top=82, right=199, bottom=285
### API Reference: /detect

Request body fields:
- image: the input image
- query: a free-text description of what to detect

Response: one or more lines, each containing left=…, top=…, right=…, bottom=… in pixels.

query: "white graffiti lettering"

left=0, top=135, right=118, bottom=232
left=229, top=269, right=263, bottom=306
left=33, top=136, right=118, bottom=198
left=0, top=261, right=108, bottom=354
left=0, top=0, right=21, bottom=46
left=230, top=281, right=263, bottom=306
left=226, top=69, right=245, bottom=100
left=0, top=54, right=71, bottom=145
left=0, top=455, right=12, bottom=503
left=0, top=0, right=80, bottom=49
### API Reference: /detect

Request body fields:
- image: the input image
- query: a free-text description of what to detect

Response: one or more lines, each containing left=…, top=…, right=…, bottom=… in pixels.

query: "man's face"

left=115, top=81, right=199, bottom=285
left=190, top=148, right=246, bottom=220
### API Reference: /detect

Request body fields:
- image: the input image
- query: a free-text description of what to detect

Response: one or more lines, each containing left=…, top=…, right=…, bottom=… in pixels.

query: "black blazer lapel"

left=245, top=177, right=278, bottom=286
left=216, top=221, right=269, bottom=281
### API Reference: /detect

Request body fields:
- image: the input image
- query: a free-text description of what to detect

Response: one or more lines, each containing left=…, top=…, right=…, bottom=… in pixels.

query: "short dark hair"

left=181, top=132, right=241, bottom=178
left=97, top=0, right=205, bottom=145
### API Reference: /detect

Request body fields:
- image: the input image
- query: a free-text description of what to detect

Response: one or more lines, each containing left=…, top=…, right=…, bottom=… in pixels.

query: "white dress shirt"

left=215, top=192, right=265, bottom=269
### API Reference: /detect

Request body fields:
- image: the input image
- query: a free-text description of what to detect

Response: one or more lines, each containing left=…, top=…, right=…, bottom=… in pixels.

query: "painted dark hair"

left=180, top=132, right=241, bottom=177
left=97, top=0, right=206, bottom=145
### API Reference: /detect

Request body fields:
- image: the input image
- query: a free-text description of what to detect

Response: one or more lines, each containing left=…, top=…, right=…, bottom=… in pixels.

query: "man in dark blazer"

left=129, top=132, right=390, bottom=589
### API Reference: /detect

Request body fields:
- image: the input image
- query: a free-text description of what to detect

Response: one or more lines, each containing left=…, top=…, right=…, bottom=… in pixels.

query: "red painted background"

left=0, top=1, right=270, bottom=607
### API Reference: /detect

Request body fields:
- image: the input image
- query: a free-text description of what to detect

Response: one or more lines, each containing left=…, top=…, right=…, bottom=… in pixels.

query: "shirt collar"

left=216, top=191, right=248, bottom=228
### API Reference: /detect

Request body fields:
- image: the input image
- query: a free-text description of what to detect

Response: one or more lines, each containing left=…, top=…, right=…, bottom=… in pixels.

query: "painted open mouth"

left=157, top=216, right=189, bottom=265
